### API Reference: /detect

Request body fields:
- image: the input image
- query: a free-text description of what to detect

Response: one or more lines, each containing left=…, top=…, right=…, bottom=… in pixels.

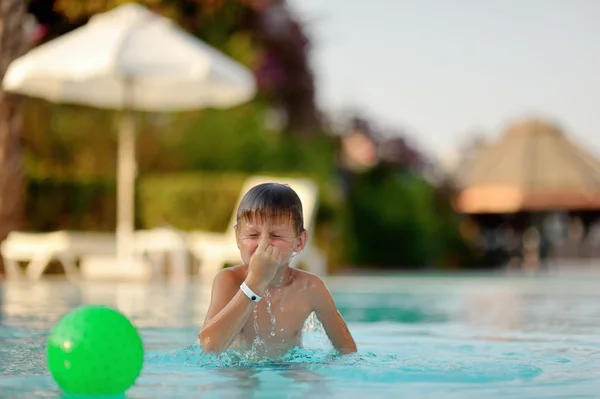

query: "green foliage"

left=22, top=98, right=336, bottom=178
left=23, top=100, right=119, bottom=178
left=170, top=102, right=338, bottom=175
left=137, top=170, right=341, bottom=232
left=172, top=103, right=271, bottom=173
left=137, top=172, right=246, bottom=231
left=26, top=176, right=116, bottom=231
left=25, top=171, right=343, bottom=262
left=343, top=165, right=474, bottom=268
left=24, top=169, right=473, bottom=269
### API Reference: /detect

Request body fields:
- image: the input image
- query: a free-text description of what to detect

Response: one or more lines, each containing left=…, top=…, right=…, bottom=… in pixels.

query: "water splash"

left=251, top=306, right=262, bottom=352
left=146, top=343, right=543, bottom=385
left=146, top=343, right=336, bottom=369
left=301, top=312, right=334, bottom=351
left=264, top=290, right=277, bottom=338
left=303, top=312, right=322, bottom=332
left=252, top=306, right=259, bottom=334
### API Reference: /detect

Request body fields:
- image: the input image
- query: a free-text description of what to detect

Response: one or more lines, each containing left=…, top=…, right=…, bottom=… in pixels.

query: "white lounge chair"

left=1, top=228, right=189, bottom=281
left=78, top=227, right=190, bottom=281
left=0, top=230, right=114, bottom=280
left=187, top=175, right=327, bottom=284
left=132, top=227, right=190, bottom=280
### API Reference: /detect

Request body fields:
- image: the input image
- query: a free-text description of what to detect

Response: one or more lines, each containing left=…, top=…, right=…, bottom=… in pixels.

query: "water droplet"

left=279, top=307, right=284, bottom=312
left=264, top=294, right=277, bottom=338
left=252, top=306, right=259, bottom=334
left=280, top=328, right=284, bottom=332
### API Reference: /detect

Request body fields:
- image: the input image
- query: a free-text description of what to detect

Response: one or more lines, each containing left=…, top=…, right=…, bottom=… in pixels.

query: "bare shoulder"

left=292, top=270, right=335, bottom=313
left=292, top=269, right=328, bottom=292
left=202, top=265, right=248, bottom=325
left=212, top=264, right=247, bottom=288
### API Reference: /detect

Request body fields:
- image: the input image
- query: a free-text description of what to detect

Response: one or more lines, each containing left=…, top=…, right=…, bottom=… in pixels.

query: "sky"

left=287, top=0, right=600, bottom=161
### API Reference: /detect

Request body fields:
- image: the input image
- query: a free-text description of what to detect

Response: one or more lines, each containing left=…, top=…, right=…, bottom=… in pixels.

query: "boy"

left=198, top=182, right=357, bottom=358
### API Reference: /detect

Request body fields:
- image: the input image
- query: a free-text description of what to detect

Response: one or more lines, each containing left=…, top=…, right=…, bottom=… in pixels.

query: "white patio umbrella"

left=2, top=2, right=256, bottom=268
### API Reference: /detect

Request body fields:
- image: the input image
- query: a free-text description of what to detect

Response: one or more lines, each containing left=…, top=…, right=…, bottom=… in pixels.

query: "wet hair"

left=235, top=183, right=304, bottom=235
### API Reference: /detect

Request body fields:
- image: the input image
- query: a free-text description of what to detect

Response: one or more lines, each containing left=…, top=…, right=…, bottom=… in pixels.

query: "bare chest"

left=240, top=287, right=313, bottom=344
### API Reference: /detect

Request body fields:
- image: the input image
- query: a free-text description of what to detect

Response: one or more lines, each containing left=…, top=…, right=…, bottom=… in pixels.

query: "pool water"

left=1, top=275, right=600, bottom=398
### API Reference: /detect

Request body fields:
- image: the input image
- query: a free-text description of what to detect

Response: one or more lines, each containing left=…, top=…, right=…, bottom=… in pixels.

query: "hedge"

left=24, top=170, right=473, bottom=269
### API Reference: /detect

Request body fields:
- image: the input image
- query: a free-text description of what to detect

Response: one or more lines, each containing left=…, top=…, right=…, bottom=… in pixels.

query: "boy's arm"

left=310, top=276, right=357, bottom=355
left=198, top=269, right=268, bottom=354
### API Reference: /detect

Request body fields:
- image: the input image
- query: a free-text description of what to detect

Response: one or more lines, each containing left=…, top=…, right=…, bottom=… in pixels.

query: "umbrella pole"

left=116, top=81, right=136, bottom=270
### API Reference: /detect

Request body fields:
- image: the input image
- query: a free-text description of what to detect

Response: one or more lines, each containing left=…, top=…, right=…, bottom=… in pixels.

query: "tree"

left=0, top=0, right=28, bottom=274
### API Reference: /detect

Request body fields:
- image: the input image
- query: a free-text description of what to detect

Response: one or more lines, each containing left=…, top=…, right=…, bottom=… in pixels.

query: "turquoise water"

left=1, top=275, right=600, bottom=398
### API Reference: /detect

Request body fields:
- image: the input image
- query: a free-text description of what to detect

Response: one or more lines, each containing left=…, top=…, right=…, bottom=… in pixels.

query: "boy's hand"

left=246, top=238, right=285, bottom=292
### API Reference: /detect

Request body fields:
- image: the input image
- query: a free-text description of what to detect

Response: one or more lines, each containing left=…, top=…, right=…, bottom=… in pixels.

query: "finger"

left=271, top=246, right=282, bottom=263
left=257, top=238, right=269, bottom=253
left=265, top=244, right=275, bottom=256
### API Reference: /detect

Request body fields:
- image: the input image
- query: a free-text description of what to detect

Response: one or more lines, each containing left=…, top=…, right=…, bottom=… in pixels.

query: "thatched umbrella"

left=453, top=119, right=600, bottom=214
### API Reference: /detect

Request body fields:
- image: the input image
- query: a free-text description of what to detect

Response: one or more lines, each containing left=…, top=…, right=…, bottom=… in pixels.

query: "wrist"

left=245, top=274, right=268, bottom=295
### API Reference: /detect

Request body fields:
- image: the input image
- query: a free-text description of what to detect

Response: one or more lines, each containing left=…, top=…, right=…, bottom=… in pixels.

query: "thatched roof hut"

left=453, top=119, right=600, bottom=213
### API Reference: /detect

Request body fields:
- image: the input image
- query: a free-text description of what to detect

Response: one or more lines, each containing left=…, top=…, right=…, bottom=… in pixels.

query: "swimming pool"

left=1, top=274, right=599, bottom=398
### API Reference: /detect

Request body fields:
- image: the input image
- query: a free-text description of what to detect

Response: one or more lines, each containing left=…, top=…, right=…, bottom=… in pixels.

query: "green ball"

left=47, top=305, right=144, bottom=395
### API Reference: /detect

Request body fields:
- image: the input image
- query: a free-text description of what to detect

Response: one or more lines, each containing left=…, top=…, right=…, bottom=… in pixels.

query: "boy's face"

left=235, top=215, right=307, bottom=267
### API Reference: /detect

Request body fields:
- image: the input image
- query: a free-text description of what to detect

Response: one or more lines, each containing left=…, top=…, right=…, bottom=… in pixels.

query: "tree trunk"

left=0, top=0, right=27, bottom=275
